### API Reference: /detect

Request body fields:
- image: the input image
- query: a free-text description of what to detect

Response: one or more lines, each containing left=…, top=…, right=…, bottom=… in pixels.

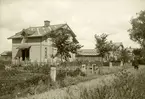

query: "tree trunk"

left=99, top=57, right=103, bottom=74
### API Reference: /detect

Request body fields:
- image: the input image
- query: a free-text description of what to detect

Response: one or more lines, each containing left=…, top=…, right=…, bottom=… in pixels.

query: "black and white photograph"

left=0, top=0, right=145, bottom=99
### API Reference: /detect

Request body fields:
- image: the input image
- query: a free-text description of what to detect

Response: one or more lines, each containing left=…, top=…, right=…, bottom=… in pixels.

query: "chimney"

left=44, top=20, right=50, bottom=27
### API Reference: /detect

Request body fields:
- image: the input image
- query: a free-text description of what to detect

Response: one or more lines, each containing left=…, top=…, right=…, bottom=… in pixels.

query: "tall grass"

left=0, top=64, right=86, bottom=99
left=65, top=69, right=145, bottom=99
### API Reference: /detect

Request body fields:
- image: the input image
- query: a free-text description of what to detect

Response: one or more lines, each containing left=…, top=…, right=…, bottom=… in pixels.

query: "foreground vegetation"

left=20, top=66, right=145, bottom=99
left=0, top=60, right=126, bottom=99
left=65, top=68, right=145, bottom=99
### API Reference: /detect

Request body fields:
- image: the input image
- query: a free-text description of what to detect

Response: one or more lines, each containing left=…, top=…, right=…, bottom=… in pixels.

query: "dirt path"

left=20, top=66, right=145, bottom=99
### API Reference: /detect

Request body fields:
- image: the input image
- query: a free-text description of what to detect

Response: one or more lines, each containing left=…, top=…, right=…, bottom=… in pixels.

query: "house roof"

left=77, top=49, right=99, bottom=56
left=8, top=23, right=77, bottom=40
left=110, top=42, right=124, bottom=50
left=114, top=42, right=123, bottom=47
left=1, top=51, right=12, bottom=56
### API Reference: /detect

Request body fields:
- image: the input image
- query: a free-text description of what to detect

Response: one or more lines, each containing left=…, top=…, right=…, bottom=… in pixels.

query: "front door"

left=25, top=49, right=30, bottom=60
left=22, top=49, right=30, bottom=61
left=22, top=50, right=25, bottom=61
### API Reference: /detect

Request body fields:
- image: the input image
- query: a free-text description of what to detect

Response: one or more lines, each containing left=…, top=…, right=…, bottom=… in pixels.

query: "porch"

left=13, top=44, right=31, bottom=65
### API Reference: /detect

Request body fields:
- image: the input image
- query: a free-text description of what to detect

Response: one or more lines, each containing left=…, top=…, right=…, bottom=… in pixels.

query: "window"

left=45, top=47, right=47, bottom=58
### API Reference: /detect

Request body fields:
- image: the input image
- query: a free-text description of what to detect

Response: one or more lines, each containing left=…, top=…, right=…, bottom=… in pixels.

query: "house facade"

left=8, top=20, right=77, bottom=64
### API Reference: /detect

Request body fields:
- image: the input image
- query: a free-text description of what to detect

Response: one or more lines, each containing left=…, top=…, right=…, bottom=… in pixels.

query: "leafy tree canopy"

left=120, top=48, right=130, bottom=63
left=133, top=48, right=145, bottom=59
left=49, top=28, right=82, bottom=62
left=95, top=33, right=112, bottom=58
left=128, top=10, right=145, bottom=48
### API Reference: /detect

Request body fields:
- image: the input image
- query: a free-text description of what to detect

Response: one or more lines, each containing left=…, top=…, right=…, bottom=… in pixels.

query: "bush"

left=0, top=59, right=11, bottom=71
left=0, top=74, right=50, bottom=97
left=0, top=59, right=11, bottom=65
left=103, top=62, right=109, bottom=66
left=56, top=68, right=86, bottom=81
left=138, top=58, right=145, bottom=65
left=0, top=63, right=5, bottom=70
left=56, top=69, right=67, bottom=81
left=0, top=69, right=22, bottom=79
left=24, top=64, right=50, bottom=74
left=112, top=61, right=120, bottom=66
left=60, top=60, right=82, bottom=67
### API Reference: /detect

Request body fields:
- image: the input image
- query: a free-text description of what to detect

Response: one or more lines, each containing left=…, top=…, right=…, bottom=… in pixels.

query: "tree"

left=128, top=10, right=145, bottom=48
left=133, top=48, right=145, bottom=60
left=94, top=33, right=112, bottom=65
left=133, top=48, right=142, bottom=56
left=49, top=29, right=82, bottom=63
left=120, top=48, right=130, bottom=64
left=109, top=41, right=121, bottom=62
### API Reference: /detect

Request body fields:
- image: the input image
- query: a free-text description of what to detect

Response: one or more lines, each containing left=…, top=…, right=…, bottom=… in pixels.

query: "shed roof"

left=1, top=51, right=12, bottom=56
left=77, top=49, right=99, bottom=56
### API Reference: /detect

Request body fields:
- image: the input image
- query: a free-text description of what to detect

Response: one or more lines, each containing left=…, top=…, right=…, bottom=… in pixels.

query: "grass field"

left=19, top=66, right=145, bottom=99
left=0, top=60, right=128, bottom=99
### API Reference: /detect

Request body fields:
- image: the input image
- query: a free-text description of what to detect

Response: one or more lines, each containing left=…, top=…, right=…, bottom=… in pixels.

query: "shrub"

left=56, top=68, right=86, bottom=82
left=138, top=58, right=145, bottom=65
left=0, top=63, right=5, bottom=70
left=67, top=68, right=86, bottom=77
left=56, top=69, right=67, bottom=81
left=103, top=62, right=109, bottom=66
left=0, top=59, right=11, bottom=65
left=0, top=69, right=22, bottom=79
left=60, top=60, right=82, bottom=67
left=0, top=74, right=50, bottom=97
left=24, top=64, right=50, bottom=74
left=112, top=61, right=120, bottom=66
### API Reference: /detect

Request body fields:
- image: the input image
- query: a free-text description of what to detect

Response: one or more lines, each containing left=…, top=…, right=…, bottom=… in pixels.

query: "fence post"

left=81, top=64, right=86, bottom=74
left=92, top=64, right=96, bottom=74
left=109, top=62, right=113, bottom=68
left=120, top=61, right=123, bottom=66
left=50, top=66, right=56, bottom=82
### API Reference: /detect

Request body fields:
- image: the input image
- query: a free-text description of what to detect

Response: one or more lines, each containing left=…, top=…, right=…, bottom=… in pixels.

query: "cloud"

left=0, top=0, right=145, bottom=53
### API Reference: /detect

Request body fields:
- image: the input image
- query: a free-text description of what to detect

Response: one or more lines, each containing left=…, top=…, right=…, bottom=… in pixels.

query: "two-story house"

left=8, top=20, right=78, bottom=64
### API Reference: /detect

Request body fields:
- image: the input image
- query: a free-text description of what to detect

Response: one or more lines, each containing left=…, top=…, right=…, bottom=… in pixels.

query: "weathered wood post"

left=50, top=66, right=56, bottom=82
left=120, top=61, right=123, bottom=66
left=81, top=64, right=86, bottom=74
left=109, top=62, right=113, bottom=68
left=91, top=64, right=94, bottom=74
left=92, top=64, right=96, bottom=74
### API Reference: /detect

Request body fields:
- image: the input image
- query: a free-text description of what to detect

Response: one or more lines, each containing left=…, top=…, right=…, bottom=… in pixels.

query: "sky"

left=0, top=0, right=145, bottom=53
